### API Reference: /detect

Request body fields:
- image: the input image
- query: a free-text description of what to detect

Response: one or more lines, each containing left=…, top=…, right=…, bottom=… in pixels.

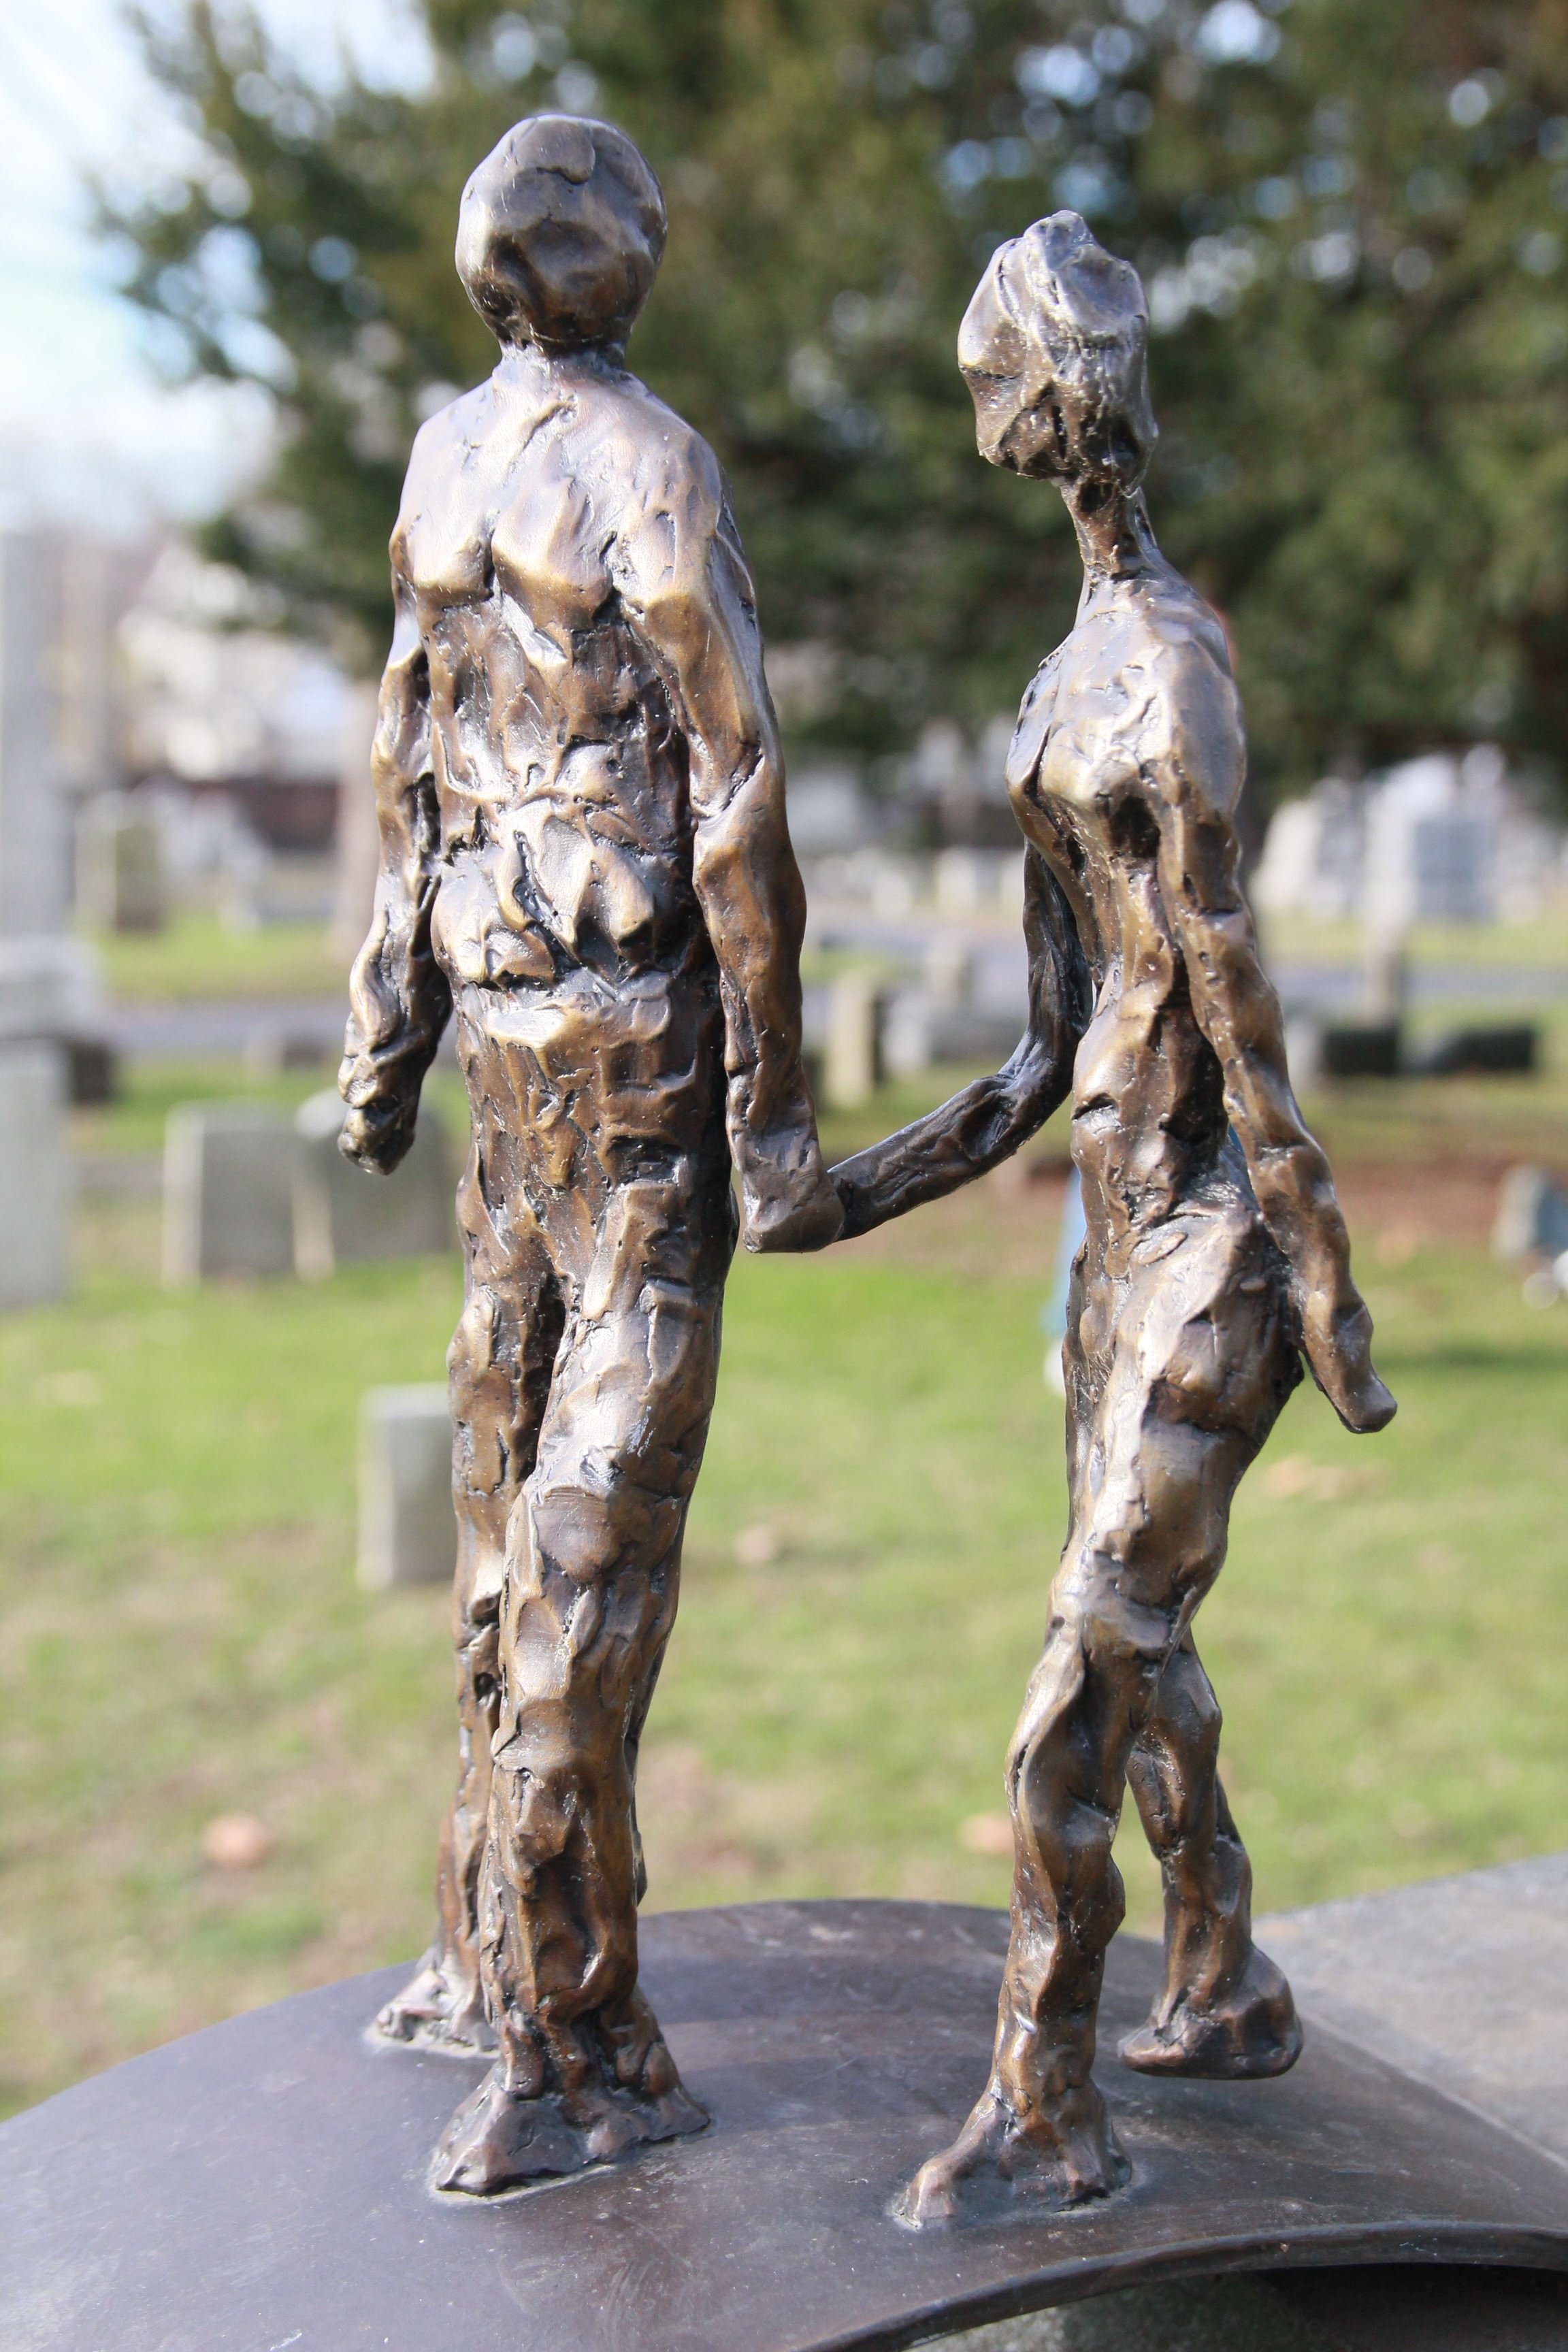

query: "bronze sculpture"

left=831, top=212, right=1395, bottom=2223
left=339, top=112, right=840, bottom=2196
left=341, top=109, right=1390, bottom=2217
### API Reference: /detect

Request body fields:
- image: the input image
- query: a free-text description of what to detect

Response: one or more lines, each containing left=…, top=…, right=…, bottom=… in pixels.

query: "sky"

left=0, top=0, right=428, bottom=532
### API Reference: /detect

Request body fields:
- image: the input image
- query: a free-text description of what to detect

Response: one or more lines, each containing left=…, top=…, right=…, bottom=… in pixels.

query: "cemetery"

left=3, top=523, right=1568, bottom=2332
left=3, top=476, right=1568, bottom=2338
left=1, top=984, right=1565, bottom=2071
left=6, top=6, right=1568, bottom=2344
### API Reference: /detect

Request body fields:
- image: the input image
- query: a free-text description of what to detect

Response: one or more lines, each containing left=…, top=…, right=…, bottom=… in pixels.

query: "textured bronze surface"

left=832, top=214, right=1394, bottom=2225
left=338, top=114, right=839, bottom=2196
left=7, top=1901, right=1568, bottom=2352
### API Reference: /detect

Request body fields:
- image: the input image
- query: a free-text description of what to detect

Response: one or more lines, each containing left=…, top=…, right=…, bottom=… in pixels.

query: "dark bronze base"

left=5, top=1896, right=1568, bottom=2352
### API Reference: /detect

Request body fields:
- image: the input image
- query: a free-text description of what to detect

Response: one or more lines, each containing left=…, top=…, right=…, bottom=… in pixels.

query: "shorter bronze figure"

left=340, top=114, right=839, bottom=2197
left=832, top=213, right=1394, bottom=2223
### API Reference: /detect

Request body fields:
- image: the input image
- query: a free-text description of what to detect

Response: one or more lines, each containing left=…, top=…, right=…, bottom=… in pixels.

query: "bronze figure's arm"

left=1151, top=638, right=1394, bottom=1433
left=338, top=562, right=452, bottom=1173
left=616, top=460, right=841, bottom=1253
left=830, top=849, right=1090, bottom=1239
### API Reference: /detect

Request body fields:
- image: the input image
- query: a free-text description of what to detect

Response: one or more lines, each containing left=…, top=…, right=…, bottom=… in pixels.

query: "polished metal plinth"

left=6, top=1883, right=1568, bottom=2352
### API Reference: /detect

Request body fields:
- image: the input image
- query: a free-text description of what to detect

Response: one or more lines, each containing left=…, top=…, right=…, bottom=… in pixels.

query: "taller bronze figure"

left=339, top=114, right=840, bottom=2196
left=832, top=213, right=1395, bottom=2223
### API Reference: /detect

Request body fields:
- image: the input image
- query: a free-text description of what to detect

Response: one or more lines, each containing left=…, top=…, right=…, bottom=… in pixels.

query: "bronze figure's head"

left=455, top=114, right=667, bottom=356
left=958, top=210, right=1156, bottom=490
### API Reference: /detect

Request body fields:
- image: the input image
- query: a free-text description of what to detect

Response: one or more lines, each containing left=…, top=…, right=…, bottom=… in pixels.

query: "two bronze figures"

left=341, top=114, right=1392, bottom=2218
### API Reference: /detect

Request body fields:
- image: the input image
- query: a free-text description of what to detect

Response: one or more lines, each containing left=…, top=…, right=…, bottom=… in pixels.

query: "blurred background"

left=2, top=0, right=1567, bottom=2121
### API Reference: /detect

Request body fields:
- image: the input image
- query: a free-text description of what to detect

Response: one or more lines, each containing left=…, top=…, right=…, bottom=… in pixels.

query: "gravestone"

left=926, top=934, right=974, bottom=1008
left=0, top=1043, right=69, bottom=1308
left=76, top=796, right=165, bottom=934
left=1283, top=1015, right=1323, bottom=1092
left=0, top=533, right=71, bottom=938
left=0, top=939, right=100, bottom=1309
left=1358, top=927, right=1409, bottom=1026
left=357, top=1383, right=455, bottom=1590
left=824, top=972, right=883, bottom=1108
left=293, top=1090, right=454, bottom=1280
left=161, top=1103, right=297, bottom=1284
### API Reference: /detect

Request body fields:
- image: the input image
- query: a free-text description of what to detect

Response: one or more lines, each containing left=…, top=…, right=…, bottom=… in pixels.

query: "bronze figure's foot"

left=896, top=2082, right=1129, bottom=2229
left=372, top=1954, right=495, bottom=2057
left=432, top=2057, right=708, bottom=2197
left=1119, top=1946, right=1303, bottom=2080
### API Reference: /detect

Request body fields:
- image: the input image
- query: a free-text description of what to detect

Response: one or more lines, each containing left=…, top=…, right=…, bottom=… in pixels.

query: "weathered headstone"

left=882, top=986, right=934, bottom=1079
left=823, top=973, right=882, bottom=1109
left=924, top=934, right=973, bottom=1009
left=934, top=847, right=990, bottom=917
left=1358, top=924, right=1409, bottom=1026
left=76, top=795, right=165, bottom=934
left=293, top=1090, right=454, bottom=1281
left=1281, top=1015, right=1323, bottom=1093
left=0, top=533, right=71, bottom=939
left=0, top=1043, right=69, bottom=1308
left=162, top=1103, right=297, bottom=1284
left=357, top=1384, right=455, bottom=1590
left=0, top=940, right=100, bottom=1307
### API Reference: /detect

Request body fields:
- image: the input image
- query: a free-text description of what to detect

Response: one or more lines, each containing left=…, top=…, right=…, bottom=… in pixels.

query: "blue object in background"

left=1039, top=1166, right=1085, bottom=1394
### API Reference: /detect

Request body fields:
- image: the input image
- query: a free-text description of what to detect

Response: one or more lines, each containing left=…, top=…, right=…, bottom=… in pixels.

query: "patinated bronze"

left=832, top=212, right=1395, bottom=2224
left=339, top=112, right=839, bottom=2196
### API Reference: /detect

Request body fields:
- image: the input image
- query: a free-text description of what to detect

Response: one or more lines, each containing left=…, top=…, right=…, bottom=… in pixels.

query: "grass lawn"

left=2, top=1063, right=1567, bottom=2121
left=1260, top=909, right=1568, bottom=974
left=87, top=913, right=348, bottom=1004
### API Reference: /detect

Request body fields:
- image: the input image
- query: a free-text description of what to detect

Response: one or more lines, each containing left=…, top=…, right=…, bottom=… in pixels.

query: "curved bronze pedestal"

left=5, top=1895, right=1568, bottom=2352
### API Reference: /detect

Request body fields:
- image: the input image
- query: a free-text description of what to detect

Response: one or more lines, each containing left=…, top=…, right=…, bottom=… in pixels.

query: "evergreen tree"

left=107, top=0, right=1568, bottom=801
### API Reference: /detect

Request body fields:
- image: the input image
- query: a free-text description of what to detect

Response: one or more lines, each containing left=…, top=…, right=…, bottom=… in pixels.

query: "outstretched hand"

left=742, top=1171, right=845, bottom=1254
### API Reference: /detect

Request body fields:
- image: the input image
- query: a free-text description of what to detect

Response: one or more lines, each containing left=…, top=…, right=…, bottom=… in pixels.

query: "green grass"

left=87, top=913, right=347, bottom=1004
left=69, top=1052, right=490, bottom=1175
left=1260, top=910, right=1568, bottom=973
left=3, top=1100, right=1567, bottom=2119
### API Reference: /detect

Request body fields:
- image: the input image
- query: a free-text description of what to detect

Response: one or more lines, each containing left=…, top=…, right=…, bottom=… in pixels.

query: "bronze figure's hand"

left=336, top=1075, right=417, bottom=1177
left=821, top=851, right=1090, bottom=1243
left=743, top=1164, right=844, bottom=1254
left=1297, top=1281, right=1396, bottom=1433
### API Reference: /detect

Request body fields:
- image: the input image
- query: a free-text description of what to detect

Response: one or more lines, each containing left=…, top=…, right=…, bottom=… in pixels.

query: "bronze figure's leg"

left=1121, top=1635, right=1301, bottom=2078
left=433, top=1173, right=730, bottom=2194
left=902, top=1200, right=1302, bottom=2225
left=374, top=1141, right=561, bottom=2055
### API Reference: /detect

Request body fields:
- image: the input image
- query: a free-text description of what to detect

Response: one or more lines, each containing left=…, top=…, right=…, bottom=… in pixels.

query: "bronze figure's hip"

left=454, top=966, right=729, bottom=1205
left=1071, top=1141, right=1298, bottom=1442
